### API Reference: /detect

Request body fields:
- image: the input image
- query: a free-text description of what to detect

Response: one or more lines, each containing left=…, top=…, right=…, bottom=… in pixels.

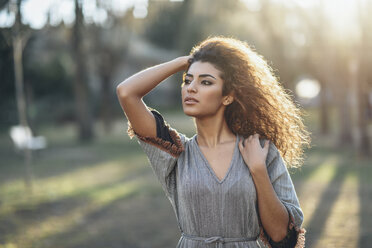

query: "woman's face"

left=181, top=61, right=230, bottom=118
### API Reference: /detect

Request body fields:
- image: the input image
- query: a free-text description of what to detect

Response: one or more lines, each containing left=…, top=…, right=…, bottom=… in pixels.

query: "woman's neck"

left=195, top=112, right=235, bottom=148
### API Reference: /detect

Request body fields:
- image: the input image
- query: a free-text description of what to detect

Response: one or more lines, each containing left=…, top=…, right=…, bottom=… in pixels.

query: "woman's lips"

left=184, top=97, right=199, bottom=104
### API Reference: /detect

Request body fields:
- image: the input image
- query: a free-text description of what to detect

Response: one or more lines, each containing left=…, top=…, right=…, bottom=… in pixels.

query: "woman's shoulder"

left=177, top=133, right=195, bottom=152
left=252, top=136, right=280, bottom=168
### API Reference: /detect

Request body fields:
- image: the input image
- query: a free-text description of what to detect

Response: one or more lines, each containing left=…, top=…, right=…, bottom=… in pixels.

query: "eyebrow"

left=185, top=73, right=217, bottom=80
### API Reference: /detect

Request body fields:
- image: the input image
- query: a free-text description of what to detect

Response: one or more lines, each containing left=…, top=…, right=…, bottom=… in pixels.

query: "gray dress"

left=131, top=118, right=305, bottom=248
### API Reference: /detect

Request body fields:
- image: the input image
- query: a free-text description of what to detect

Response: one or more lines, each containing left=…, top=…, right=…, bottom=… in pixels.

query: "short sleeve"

left=127, top=109, right=188, bottom=199
left=259, top=141, right=306, bottom=248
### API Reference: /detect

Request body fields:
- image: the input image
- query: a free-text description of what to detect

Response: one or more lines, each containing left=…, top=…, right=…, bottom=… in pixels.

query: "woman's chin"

left=182, top=108, right=200, bottom=117
left=183, top=110, right=197, bottom=117
left=182, top=106, right=220, bottom=118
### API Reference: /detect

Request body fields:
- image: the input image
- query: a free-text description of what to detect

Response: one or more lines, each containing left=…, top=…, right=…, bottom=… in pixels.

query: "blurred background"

left=0, top=0, right=371, bottom=247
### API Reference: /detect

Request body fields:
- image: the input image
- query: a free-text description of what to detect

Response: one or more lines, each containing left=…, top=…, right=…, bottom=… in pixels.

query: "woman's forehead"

left=187, top=61, right=222, bottom=79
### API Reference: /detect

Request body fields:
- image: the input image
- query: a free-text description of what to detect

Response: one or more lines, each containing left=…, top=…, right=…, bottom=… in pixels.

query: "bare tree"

left=11, top=0, right=34, bottom=192
left=334, top=51, right=353, bottom=146
left=71, top=0, right=94, bottom=142
left=356, top=0, right=371, bottom=156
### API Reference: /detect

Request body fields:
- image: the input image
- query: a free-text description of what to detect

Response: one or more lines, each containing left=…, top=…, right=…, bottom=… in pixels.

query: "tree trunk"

left=100, top=70, right=113, bottom=134
left=92, top=27, right=115, bottom=135
left=12, top=0, right=33, bottom=193
left=72, top=0, right=94, bottom=142
left=356, top=0, right=371, bottom=157
left=356, top=77, right=371, bottom=157
left=337, top=79, right=353, bottom=146
left=356, top=62, right=371, bottom=156
left=319, top=79, right=330, bottom=135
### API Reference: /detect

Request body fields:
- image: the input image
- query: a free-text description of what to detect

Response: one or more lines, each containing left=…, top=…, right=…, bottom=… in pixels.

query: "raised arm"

left=116, top=56, right=191, bottom=138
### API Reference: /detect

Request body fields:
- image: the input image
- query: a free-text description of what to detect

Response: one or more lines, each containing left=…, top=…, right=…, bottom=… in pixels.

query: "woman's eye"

left=183, top=79, right=191, bottom=84
left=201, top=80, right=212, bottom=85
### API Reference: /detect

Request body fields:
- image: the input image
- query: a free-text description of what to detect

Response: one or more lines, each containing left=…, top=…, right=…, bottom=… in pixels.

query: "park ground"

left=0, top=108, right=371, bottom=248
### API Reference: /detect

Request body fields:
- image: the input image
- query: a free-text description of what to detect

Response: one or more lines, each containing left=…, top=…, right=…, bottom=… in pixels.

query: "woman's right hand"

left=175, top=55, right=194, bottom=71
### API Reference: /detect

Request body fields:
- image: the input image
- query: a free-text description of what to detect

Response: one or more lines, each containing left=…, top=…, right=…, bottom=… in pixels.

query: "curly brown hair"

left=185, top=36, right=312, bottom=168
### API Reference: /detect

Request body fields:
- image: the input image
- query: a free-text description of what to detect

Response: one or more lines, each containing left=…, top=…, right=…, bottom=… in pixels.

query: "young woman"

left=116, top=36, right=311, bottom=248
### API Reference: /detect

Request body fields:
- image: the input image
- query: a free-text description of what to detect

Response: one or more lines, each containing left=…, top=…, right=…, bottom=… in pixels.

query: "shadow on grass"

left=304, top=165, right=348, bottom=247
left=358, top=158, right=372, bottom=247
left=291, top=144, right=337, bottom=195
left=0, top=164, right=151, bottom=244
left=290, top=144, right=361, bottom=248
left=34, top=180, right=180, bottom=248
left=293, top=141, right=372, bottom=248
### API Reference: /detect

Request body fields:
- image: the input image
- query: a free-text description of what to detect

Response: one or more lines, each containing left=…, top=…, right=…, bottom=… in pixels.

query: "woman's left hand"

left=239, top=134, right=270, bottom=174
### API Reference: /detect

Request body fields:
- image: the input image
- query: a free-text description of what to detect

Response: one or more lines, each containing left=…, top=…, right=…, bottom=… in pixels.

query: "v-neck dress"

left=128, top=111, right=305, bottom=248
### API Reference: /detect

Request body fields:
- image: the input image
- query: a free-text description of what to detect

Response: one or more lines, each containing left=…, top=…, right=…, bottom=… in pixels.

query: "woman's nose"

left=187, top=81, right=197, bottom=93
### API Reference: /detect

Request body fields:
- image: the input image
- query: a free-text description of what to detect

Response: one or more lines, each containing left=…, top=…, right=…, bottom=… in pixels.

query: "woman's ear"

left=223, top=95, right=234, bottom=106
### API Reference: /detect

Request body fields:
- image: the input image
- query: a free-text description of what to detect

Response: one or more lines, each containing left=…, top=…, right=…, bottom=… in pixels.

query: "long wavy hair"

left=185, top=36, right=312, bottom=168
